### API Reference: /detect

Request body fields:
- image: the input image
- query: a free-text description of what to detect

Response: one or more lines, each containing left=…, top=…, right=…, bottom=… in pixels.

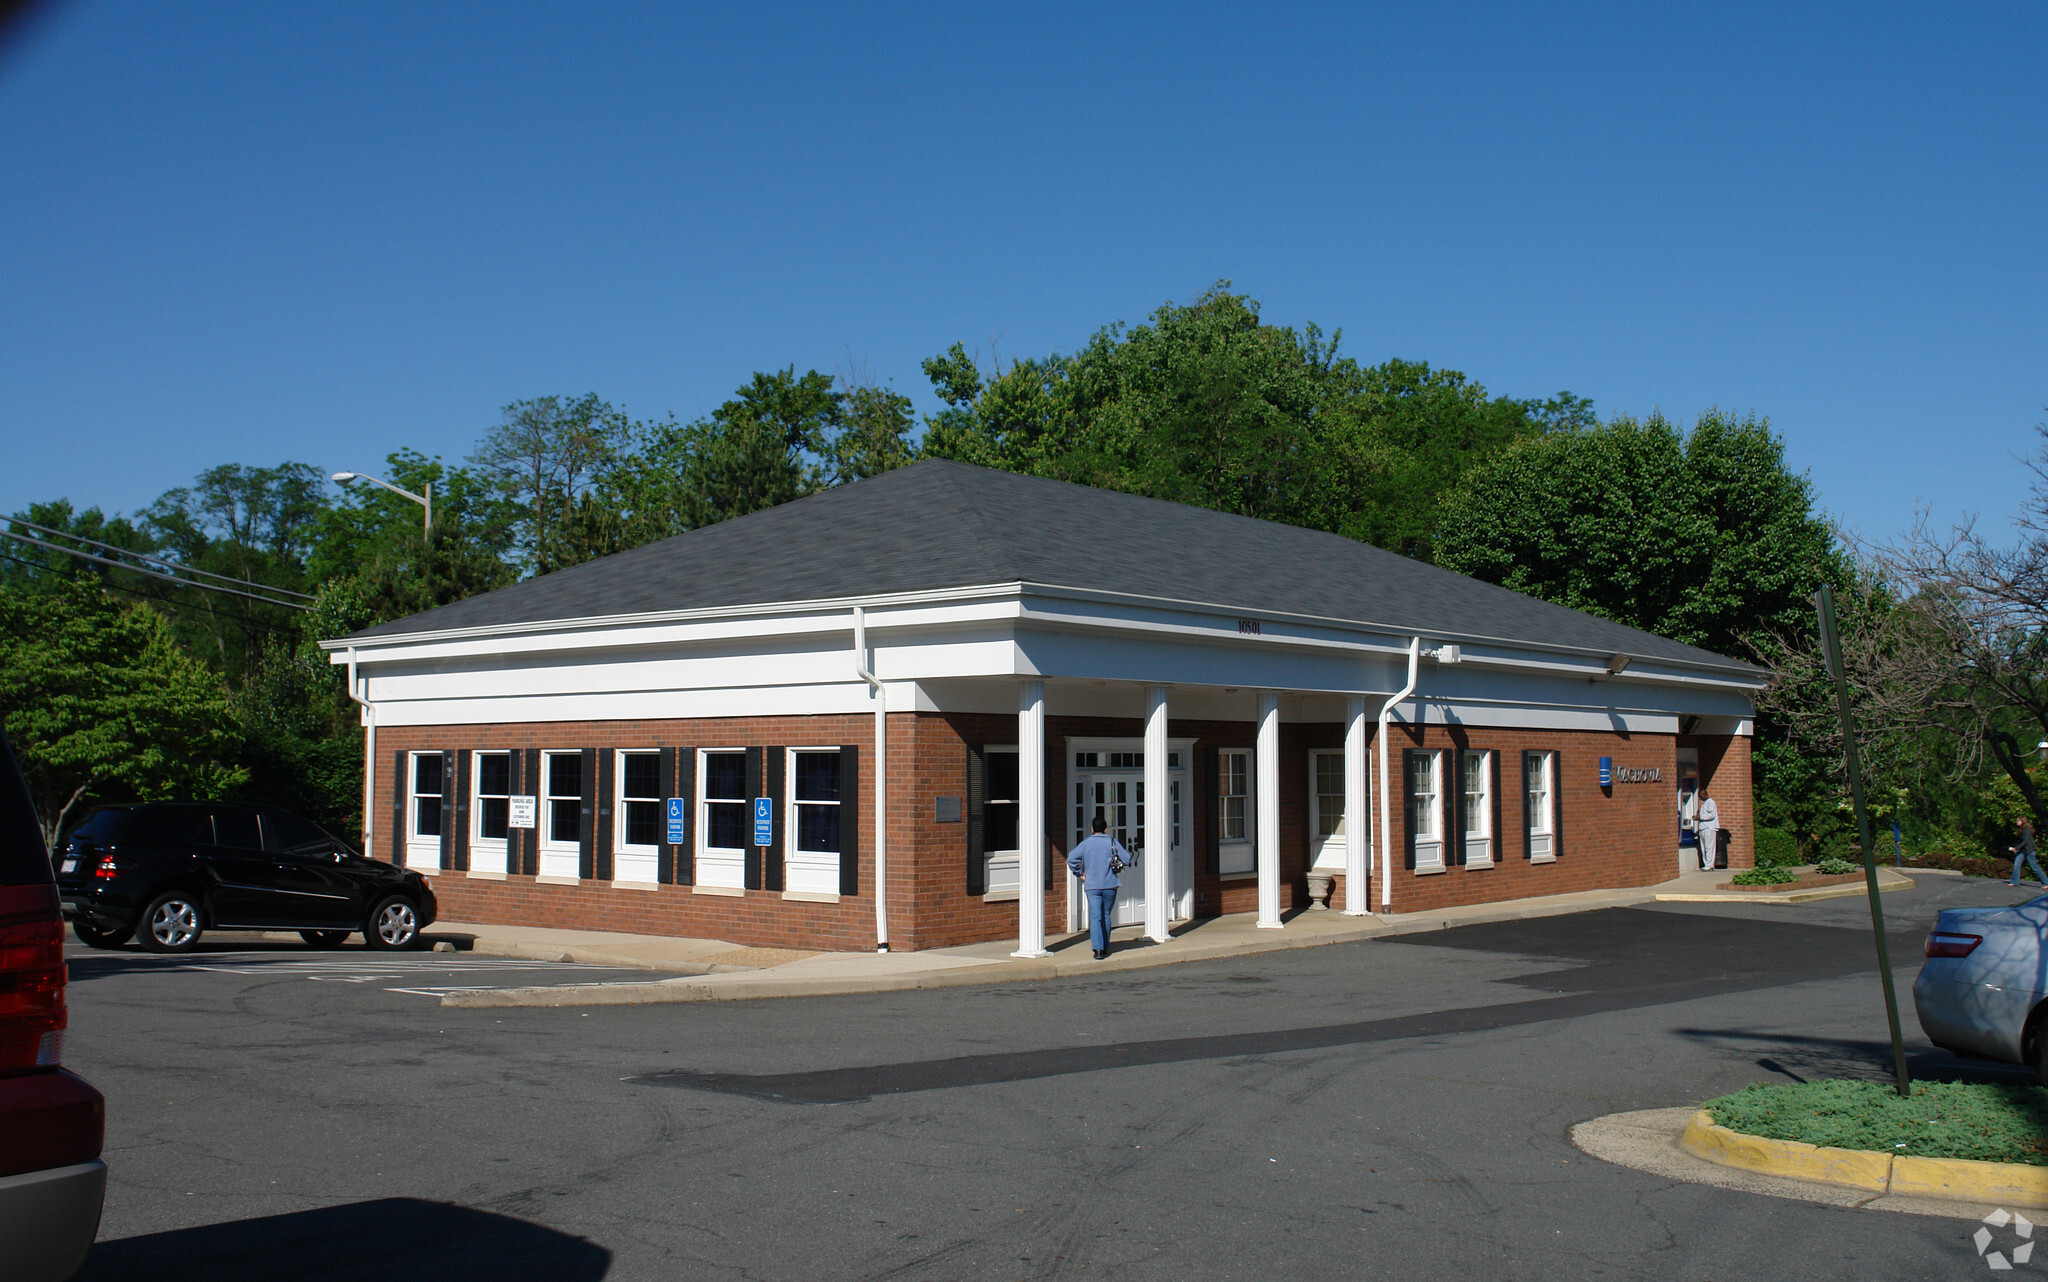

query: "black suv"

left=56, top=802, right=436, bottom=953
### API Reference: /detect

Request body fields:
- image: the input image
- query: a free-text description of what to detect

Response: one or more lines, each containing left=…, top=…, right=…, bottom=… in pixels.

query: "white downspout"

left=344, top=647, right=377, bottom=860
left=1377, top=637, right=1422, bottom=912
left=854, top=607, right=888, bottom=951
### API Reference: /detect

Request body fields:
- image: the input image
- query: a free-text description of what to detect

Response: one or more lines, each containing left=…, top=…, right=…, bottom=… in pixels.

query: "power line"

left=0, top=528, right=311, bottom=611
left=7, top=516, right=316, bottom=600
left=0, top=549, right=284, bottom=632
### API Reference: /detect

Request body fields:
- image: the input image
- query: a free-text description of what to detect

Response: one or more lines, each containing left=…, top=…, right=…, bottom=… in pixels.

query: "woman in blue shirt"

left=1067, top=815, right=1134, bottom=959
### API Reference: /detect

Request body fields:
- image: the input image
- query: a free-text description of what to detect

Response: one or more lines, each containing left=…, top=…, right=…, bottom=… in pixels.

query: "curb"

left=1654, top=871, right=1914, bottom=905
left=1678, top=1110, right=2048, bottom=1209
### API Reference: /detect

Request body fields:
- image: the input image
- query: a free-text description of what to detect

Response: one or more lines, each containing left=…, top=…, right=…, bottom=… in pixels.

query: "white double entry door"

left=1068, top=738, right=1194, bottom=929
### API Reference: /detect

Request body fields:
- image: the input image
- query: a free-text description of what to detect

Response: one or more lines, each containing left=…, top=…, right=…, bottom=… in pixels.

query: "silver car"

left=1914, top=893, right=2048, bottom=1080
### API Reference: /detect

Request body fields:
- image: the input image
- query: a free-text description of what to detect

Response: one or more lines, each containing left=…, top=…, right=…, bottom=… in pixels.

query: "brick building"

left=323, top=460, right=1763, bottom=955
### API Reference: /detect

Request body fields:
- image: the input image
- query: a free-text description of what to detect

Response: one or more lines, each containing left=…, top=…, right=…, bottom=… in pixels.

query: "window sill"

left=1529, top=854, right=1557, bottom=865
left=693, top=884, right=744, bottom=897
left=612, top=879, right=662, bottom=893
left=1463, top=860, right=1495, bottom=871
left=535, top=874, right=580, bottom=886
left=781, top=890, right=839, bottom=904
left=1218, top=871, right=1259, bottom=882
left=466, top=869, right=507, bottom=881
left=982, top=888, right=1020, bottom=903
left=1412, top=864, right=1446, bottom=876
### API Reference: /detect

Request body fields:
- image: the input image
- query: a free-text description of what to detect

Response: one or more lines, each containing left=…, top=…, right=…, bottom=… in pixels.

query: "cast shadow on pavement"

left=1676, top=1026, right=2039, bottom=1087
left=77, top=1197, right=611, bottom=1281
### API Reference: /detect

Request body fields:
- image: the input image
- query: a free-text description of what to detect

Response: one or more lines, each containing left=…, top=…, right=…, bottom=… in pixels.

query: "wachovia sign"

left=1598, top=757, right=1664, bottom=786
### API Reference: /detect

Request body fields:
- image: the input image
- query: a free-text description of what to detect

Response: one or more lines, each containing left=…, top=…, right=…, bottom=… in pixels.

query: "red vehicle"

left=0, top=731, right=105, bottom=1280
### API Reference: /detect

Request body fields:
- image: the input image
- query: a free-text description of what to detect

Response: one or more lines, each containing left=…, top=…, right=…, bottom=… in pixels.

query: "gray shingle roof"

left=341, top=459, right=1760, bottom=674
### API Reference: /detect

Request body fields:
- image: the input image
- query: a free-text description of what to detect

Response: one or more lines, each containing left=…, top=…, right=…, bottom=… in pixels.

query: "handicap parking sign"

left=666, top=797, right=686, bottom=845
left=753, top=797, right=773, bottom=846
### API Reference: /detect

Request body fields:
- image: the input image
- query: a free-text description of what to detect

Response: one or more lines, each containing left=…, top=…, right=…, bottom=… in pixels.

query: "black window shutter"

left=674, top=749, right=695, bottom=886
left=743, top=747, right=763, bottom=890
left=1447, top=751, right=1464, bottom=866
left=574, top=747, right=596, bottom=880
left=1489, top=750, right=1502, bottom=864
left=656, top=747, right=677, bottom=885
left=391, top=749, right=408, bottom=867
left=1520, top=751, right=1533, bottom=859
left=764, top=746, right=786, bottom=893
left=966, top=744, right=987, bottom=896
left=1203, top=745, right=1220, bottom=878
left=1551, top=751, right=1565, bottom=859
left=521, top=748, right=540, bottom=875
left=838, top=744, right=859, bottom=896
left=1402, top=749, right=1419, bottom=870
left=594, top=748, right=614, bottom=882
left=450, top=750, right=469, bottom=872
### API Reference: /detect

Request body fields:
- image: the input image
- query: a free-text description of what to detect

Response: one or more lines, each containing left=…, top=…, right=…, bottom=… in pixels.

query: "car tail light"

left=0, top=915, right=67, bottom=1072
left=92, top=855, right=127, bottom=880
left=1925, top=932, right=1983, bottom=959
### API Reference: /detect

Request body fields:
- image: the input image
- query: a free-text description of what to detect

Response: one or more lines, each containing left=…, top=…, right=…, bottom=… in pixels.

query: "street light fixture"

left=332, top=471, right=432, bottom=536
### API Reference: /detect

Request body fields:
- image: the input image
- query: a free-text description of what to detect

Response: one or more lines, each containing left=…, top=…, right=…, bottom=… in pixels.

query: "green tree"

left=467, top=393, right=632, bottom=574
left=1436, top=410, right=1839, bottom=656
left=919, top=283, right=1568, bottom=554
left=0, top=581, right=244, bottom=846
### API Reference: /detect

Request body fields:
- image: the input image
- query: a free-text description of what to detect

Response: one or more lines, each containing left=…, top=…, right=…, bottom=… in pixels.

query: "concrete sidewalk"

left=426, top=863, right=1919, bottom=1009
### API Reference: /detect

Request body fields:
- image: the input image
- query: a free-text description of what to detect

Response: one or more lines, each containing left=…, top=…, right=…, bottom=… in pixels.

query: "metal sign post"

left=1815, top=583, right=1912, bottom=1098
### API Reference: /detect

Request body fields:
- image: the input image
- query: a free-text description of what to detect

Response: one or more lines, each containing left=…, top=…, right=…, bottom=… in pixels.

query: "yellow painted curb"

left=1680, top=1109, right=2048, bottom=1207
left=1892, top=1153, right=2048, bottom=1209
left=1678, top=1111, right=1893, bottom=1193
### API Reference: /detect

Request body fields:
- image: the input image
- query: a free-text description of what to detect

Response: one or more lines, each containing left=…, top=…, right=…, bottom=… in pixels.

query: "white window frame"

left=1525, top=751, right=1555, bottom=863
left=613, top=748, right=663, bottom=886
left=407, top=751, right=444, bottom=873
left=1307, top=748, right=1365, bottom=872
left=983, top=745, right=1021, bottom=897
left=1461, top=749, right=1494, bottom=869
left=1219, top=749, right=1254, bottom=876
left=1408, top=749, right=1444, bottom=873
left=696, top=747, right=749, bottom=891
left=469, top=750, right=512, bottom=877
left=538, top=749, right=583, bottom=881
left=784, top=747, right=843, bottom=899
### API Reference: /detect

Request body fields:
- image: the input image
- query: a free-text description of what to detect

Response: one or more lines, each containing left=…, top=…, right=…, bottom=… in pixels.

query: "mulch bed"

left=1718, top=870, right=1865, bottom=893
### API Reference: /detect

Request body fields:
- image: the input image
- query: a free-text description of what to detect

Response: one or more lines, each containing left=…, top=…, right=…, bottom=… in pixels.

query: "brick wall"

left=371, top=713, right=1747, bottom=951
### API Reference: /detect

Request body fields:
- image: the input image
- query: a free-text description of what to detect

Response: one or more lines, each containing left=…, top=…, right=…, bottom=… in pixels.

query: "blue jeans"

left=2014, top=848, right=2046, bottom=886
left=1086, top=887, right=1119, bottom=953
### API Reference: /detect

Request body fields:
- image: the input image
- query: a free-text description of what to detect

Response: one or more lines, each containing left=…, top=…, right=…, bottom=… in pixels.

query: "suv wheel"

left=365, top=896, right=422, bottom=950
left=73, top=920, right=134, bottom=949
left=139, top=892, right=205, bottom=953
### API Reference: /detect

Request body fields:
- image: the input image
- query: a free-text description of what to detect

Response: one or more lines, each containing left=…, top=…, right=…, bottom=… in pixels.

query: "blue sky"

left=2, top=1, right=2041, bottom=547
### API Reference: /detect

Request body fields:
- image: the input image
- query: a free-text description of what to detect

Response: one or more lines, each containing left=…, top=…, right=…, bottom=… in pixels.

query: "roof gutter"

left=1378, top=637, right=1421, bottom=911
left=854, top=608, right=888, bottom=952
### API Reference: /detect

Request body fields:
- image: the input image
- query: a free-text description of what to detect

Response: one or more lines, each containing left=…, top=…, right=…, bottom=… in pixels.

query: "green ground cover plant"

left=1705, top=1080, right=2048, bottom=1165
left=1730, top=866, right=1799, bottom=886
left=1814, top=857, right=1858, bottom=875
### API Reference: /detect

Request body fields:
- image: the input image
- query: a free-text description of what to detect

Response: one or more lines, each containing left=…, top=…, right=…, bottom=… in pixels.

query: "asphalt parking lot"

left=60, top=875, right=2043, bottom=1281
left=65, top=940, right=676, bottom=1001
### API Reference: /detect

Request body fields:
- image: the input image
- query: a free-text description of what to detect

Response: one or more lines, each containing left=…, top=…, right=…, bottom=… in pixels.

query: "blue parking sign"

left=753, top=797, right=773, bottom=847
left=1598, top=756, right=1613, bottom=787
left=665, top=798, right=686, bottom=845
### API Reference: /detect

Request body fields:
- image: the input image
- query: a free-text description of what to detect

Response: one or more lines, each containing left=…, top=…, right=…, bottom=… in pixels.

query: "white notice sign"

left=508, top=796, right=537, bottom=829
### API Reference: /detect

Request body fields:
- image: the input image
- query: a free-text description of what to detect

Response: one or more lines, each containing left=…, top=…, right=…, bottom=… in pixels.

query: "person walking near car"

left=2010, top=819, right=2045, bottom=887
left=1696, top=791, right=1720, bottom=871
left=1067, top=815, right=1134, bottom=959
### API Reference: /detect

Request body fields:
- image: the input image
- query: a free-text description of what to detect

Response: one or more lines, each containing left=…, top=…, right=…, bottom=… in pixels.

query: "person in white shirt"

left=1696, top=793, right=1720, bottom=871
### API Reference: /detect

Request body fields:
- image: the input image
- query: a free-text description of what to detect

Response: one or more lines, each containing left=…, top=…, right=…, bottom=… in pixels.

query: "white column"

left=1143, top=685, right=1171, bottom=943
left=1343, top=695, right=1370, bottom=915
left=1256, top=691, right=1283, bottom=929
left=1014, top=679, right=1049, bottom=957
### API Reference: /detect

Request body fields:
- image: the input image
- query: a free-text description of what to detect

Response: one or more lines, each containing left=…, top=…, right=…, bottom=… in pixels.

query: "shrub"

left=1815, top=857, right=1858, bottom=876
left=1753, top=828, right=1797, bottom=868
left=1732, top=866, right=1799, bottom=886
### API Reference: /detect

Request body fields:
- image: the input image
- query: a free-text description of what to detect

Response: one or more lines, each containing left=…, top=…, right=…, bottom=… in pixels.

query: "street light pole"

left=332, top=471, right=431, bottom=536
